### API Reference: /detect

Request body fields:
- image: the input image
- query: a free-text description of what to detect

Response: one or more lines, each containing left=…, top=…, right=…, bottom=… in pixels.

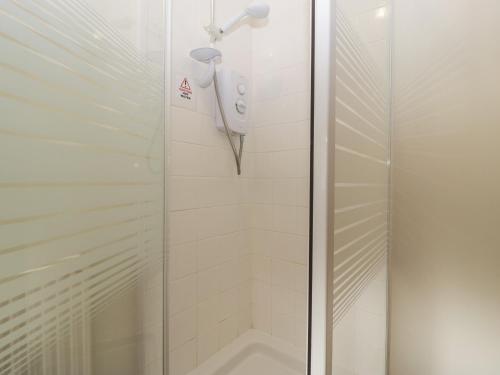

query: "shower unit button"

left=215, top=69, right=250, bottom=135
left=237, top=83, right=246, bottom=95
left=235, top=99, right=247, bottom=114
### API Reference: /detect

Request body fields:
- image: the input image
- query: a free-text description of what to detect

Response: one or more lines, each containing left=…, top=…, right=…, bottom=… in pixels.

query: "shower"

left=3, top=0, right=496, bottom=375
left=220, top=2, right=270, bottom=33
left=205, top=1, right=271, bottom=41
left=190, top=1, right=271, bottom=175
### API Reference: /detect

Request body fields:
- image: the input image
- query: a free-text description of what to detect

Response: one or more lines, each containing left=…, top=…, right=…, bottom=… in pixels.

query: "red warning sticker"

left=179, top=78, right=192, bottom=96
left=173, top=74, right=196, bottom=109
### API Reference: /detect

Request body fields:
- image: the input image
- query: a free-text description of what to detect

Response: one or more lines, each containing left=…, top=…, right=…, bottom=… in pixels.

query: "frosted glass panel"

left=331, top=1, right=391, bottom=374
left=0, top=0, right=165, bottom=374
left=391, top=1, right=500, bottom=373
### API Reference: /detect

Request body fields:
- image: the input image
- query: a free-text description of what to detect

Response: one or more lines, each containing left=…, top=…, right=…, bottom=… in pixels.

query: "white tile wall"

left=248, top=0, right=311, bottom=357
left=168, top=1, right=253, bottom=373
left=168, top=0, right=311, bottom=372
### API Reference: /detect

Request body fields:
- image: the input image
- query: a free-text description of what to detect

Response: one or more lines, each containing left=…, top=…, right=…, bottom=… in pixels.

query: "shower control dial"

left=237, top=83, right=246, bottom=95
left=235, top=99, right=247, bottom=114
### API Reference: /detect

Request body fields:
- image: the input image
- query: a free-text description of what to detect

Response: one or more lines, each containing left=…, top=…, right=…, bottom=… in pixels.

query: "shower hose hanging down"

left=214, top=72, right=244, bottom=175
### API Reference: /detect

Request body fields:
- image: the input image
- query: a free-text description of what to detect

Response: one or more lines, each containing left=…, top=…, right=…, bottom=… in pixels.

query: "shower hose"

left=213, top=71, right=244, bottom=175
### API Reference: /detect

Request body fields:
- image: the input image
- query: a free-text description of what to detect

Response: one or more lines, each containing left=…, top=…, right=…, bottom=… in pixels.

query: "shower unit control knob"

left=235, top=99, right=247, bottom=114
left=237, top=83, right=246, bottom=95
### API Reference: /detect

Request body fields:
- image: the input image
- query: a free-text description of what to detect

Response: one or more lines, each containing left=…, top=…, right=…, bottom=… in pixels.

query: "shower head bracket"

left=190, top=47, right=222, bottom=88
left=204, top=24, right=223, bottom=43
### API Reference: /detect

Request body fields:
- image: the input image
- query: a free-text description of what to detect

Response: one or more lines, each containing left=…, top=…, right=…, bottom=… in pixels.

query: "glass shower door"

left=0, top=0, right=165, bottom=374
left=330, top=0, right=391, bottom=374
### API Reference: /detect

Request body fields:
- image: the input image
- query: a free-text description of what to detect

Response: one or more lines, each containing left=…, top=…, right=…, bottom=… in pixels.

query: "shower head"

left=190, top=47, right=222, bottom=88
left=220, top=2, right=270, bottom=34
left=245, top=2, right=270, bottom=18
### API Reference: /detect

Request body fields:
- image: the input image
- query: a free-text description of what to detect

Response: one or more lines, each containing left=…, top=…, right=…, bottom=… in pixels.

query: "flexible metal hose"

left=213, top=71, right=245, bottom=175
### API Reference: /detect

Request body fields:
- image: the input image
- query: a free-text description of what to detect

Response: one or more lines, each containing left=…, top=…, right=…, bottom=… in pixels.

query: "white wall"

left=248, top=0, right=311, bottom=356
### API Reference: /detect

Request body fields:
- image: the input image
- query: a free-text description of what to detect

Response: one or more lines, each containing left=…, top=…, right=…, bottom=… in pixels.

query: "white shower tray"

left=188, top=329, right=306, bottom=375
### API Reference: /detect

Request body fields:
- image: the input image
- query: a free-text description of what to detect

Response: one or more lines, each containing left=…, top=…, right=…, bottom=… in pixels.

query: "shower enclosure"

left=3, top=0, right=498, bottom=374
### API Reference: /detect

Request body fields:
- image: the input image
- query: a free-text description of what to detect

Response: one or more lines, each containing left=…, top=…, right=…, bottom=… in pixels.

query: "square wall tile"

left=169, top=339, right=196, bottom=375
left=197, top=327, right=219, bottom=364
left=170, top=242, right=197, bottom=280
left=170, top=275, right=196, bottom=315
left=169, top=307, right=197, bottom=350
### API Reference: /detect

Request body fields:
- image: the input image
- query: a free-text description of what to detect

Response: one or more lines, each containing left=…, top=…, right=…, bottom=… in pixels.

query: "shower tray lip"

left=188, top=329, right=306, bottom=375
